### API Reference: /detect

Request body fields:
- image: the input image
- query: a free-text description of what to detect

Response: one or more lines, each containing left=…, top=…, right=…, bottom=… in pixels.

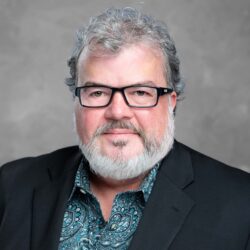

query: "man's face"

left=74, top=44, right=177, bottom=179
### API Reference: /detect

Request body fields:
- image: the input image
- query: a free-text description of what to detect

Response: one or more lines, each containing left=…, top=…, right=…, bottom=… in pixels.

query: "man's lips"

left=103, top=129, right=138, bottom=135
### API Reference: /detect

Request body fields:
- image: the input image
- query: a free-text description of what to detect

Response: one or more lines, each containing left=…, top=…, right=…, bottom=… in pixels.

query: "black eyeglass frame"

left=75, top=85, right=174, bottom=108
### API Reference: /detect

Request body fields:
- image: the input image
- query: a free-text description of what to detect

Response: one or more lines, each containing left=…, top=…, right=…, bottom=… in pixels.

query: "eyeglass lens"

left=79, top=86, right=158, bottom=107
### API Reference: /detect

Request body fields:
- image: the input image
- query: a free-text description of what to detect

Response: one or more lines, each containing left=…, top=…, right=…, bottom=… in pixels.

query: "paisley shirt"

left=58, top=160, right=159, bottom=250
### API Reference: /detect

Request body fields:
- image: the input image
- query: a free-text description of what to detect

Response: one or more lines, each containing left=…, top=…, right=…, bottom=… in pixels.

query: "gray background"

left=0, top=0, right=249, bottom=172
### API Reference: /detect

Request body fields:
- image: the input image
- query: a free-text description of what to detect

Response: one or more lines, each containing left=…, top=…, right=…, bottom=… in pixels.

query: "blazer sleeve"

left=0, top=166, right=6, bottom=229
left=246, top=237, right=250, bottom=250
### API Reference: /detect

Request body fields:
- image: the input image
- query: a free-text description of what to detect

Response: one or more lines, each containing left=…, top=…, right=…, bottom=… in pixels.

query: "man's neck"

left=89, top=171, right=147, bottom=221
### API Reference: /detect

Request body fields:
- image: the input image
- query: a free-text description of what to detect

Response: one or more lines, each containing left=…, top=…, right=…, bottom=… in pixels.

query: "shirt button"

left=80, top=189, right=86, bottom=194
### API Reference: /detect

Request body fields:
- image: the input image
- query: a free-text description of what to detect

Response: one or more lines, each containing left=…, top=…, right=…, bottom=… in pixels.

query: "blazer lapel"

left=31, top=147, right=82, bottom=250
left=129, top=142, right=195, bottom=250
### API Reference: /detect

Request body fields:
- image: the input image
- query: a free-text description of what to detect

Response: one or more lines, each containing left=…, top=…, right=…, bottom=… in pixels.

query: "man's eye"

left=89, top=91, right=104, bottom=97
left=134, top=90, right=147, bottom=96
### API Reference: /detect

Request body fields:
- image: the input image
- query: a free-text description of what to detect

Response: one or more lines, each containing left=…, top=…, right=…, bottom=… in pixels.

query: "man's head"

left=67, top=7, right=184, bottom=180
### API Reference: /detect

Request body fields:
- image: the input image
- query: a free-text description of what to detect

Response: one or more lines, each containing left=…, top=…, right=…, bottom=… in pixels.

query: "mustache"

left=93, top=121, right=145, bottom=138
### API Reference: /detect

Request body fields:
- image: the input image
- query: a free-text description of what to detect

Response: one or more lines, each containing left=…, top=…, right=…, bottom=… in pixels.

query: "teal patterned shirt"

left=58, top=160, right=159, bottom=250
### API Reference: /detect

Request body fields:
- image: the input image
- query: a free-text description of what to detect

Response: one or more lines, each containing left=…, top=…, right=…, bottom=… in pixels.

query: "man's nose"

left=104, top=91, right=133, bottom=120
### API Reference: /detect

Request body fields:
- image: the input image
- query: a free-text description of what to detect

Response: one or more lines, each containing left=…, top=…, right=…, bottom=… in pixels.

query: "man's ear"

left=170, top=91, right=177, bottom=110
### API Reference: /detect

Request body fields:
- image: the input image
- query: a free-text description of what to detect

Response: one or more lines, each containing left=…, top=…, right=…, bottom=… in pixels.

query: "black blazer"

left=0, top=141, right=250, bottom=250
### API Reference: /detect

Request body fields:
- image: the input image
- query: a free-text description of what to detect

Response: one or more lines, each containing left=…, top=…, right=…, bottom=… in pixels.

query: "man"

left=0, top=7, right=250, bottom=250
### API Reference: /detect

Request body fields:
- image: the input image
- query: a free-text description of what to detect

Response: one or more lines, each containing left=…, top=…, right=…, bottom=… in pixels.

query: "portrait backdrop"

left=0, top=0, right=249, bottom=172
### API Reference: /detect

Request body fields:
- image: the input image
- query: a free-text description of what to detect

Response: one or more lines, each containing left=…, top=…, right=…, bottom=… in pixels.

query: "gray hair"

left=65, top=7, right=185, bottom=101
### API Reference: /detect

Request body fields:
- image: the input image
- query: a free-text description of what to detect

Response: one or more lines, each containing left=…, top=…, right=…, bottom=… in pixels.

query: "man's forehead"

left=77, top=44, right=166, bottom=87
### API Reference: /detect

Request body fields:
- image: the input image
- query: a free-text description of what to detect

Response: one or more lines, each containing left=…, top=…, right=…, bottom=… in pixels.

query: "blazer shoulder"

left=0, top=146, right=80, bottom=188
left=177, top=142, right=250, bottom=194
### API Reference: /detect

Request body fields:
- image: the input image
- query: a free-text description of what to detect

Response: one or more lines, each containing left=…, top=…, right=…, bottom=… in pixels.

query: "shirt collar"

left=139, top=162, right=160, bottom=202
left=69, top=159, right=160, bottom=202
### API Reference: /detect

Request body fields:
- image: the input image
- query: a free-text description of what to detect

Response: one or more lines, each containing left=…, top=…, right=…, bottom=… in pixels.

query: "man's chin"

left=99, top=149, right=144, bottom=162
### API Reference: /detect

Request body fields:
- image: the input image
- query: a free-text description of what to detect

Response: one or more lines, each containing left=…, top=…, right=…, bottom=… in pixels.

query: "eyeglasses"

left=75, top=85, right=174, bottom=108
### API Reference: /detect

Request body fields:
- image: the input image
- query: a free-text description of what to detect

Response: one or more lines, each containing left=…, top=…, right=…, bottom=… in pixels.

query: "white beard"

left=75, top=106, right=175, bottom=181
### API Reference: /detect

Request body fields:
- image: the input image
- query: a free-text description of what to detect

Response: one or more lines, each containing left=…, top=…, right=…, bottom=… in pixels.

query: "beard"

left=75, top=106, right=175, bottom=181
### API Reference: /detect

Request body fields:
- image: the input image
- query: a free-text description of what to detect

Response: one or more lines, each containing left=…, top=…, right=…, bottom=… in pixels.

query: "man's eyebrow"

left=81, top=81, right=158, bottom=87
left=82, top=81, right=107, bottom=87
left=129, top=81, right=157, bottom=87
